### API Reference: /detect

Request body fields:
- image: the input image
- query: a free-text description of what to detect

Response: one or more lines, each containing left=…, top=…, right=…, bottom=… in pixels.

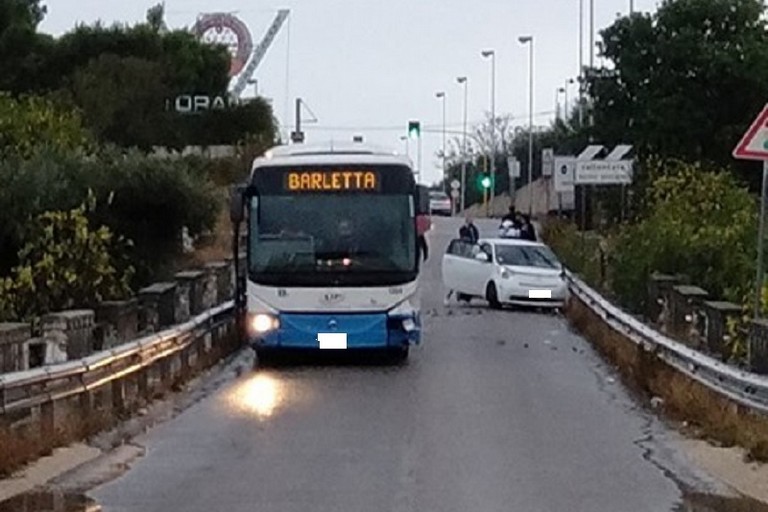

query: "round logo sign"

left=193, top=13, right=254, bottom=77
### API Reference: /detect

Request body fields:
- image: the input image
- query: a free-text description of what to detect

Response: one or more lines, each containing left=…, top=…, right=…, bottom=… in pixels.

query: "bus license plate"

left=318, top=332, right=347, bottom=349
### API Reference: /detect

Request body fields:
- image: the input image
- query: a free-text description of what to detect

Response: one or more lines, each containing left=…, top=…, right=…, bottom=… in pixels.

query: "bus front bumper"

left=247, top=312, right=421, bottom=350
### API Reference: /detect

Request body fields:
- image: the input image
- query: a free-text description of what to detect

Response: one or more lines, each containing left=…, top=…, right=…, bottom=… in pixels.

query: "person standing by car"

left=520, top=214, right=537, bottom=241
left=459, top=215, right=479, bottom=244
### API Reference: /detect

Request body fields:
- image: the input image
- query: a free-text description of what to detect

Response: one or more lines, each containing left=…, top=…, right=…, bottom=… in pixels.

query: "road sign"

left=554, top=157, right=576, bottom=192
left=451, top=189, right=460, bottom=199
left=733, top=104, right=768, bottom=161
left=577, top=144, right=605, bottom=161
left=507, top=157, right=521, bottom=178
left=542, top=148, right=555, bottom=176
left=575, top=160, right=633, bottom=185
left=450, top=179, right=461, bottom=190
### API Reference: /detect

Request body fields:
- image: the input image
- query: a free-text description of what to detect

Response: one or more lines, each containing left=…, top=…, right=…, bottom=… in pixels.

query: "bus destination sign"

left=286, top=170, right=379, bottom=192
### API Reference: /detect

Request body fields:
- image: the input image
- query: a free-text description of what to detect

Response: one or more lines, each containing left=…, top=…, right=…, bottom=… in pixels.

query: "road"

left=83, top=218, right=736, bottom=512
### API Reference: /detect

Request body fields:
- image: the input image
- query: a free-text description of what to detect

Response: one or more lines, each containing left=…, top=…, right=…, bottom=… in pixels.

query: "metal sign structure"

left=554, top=156, right=576, bottom=193
left=733, top=104, right=768, bottom=160
left=507, top=157, right=521, bottom=178
left=450, top=179, right=461, bottom=190
left=574, top=160, right=633, bottom=185
left=193, top=13, right=254, bottom=78
left=541, top=148, right=555, bottom=176
left=193, top=10, right=290, bottom=99
left=733, top=104, right=768, bottom=326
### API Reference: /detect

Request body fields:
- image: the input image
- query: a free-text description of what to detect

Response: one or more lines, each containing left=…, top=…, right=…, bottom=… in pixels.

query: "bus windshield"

left=248, top=194, right=416, bottom=286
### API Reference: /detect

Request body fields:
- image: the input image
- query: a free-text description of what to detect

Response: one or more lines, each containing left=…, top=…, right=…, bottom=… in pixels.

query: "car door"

left=465, top=242, right=495, bottom=296
left=442, top=239, right=469, bottom=293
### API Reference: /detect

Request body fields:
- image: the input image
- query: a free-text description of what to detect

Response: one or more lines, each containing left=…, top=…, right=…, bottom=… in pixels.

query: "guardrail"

left=566, top=271, right=768, bottom=414
left=0, top=301, right=238, bottom=475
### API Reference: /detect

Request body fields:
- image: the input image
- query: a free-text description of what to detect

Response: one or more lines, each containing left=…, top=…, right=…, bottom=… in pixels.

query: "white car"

left=442, top=237, right=568, bottom=309
left=429, top=191, right=452, bottom=216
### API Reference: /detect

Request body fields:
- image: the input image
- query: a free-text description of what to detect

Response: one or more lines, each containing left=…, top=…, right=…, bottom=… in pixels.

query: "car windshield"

left=494, top=244, right=560, bottom=269
left=430, top=192, right=448, bottom=200
left=248, top=194, right=416, bottom=286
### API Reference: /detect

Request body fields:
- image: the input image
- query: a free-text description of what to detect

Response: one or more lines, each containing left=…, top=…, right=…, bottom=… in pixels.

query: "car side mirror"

left=229, top=184, right=246, bottom=224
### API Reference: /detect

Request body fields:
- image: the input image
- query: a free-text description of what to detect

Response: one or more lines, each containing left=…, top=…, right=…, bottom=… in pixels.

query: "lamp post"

left=436, top=91, right=447, bottom=194
left=564, top=78, right=574, bottom=121
left=481, top=49, right=496, bottom=201
left=555, top=87, right=565, bottom=120
left=457, top=76, right=469, bottom=213
left=518, top=36, right=534, bottom=216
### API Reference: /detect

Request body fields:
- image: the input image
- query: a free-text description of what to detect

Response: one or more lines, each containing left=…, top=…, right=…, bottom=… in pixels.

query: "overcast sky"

left=40, top=0, right=660, bottom=185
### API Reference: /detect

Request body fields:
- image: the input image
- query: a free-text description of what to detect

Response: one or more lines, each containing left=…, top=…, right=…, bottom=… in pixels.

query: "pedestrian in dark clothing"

left=459, top=215, right=480, bottom=244
left=500, top=206, right=517, bottom=224
left=521, top=214, right=537, bottom=241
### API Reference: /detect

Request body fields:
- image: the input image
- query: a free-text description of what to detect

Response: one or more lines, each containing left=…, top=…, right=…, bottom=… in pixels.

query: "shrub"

left=0, top=147, right=220, bottom=285
left=611, top=158, right=756, bottom=312
left=1, top=194, right=134, bottom=321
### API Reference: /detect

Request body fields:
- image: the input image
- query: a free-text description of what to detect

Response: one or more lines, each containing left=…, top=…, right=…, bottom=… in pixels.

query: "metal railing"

left=0, top=301, right=236, bottom=425
left=566, top=271, right=768, bottom=414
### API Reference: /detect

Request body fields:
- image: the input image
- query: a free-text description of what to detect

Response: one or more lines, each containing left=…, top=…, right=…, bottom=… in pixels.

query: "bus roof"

left=251, top=142, right=413, bottom=172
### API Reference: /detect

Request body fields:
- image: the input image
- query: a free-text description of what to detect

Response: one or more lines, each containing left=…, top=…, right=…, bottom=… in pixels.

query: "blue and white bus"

left=229, top=143, right=429, bottom=363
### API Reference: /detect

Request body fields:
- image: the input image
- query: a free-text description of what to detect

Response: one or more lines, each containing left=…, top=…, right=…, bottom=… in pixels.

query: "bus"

left=229, top=143, right=430, bottom=363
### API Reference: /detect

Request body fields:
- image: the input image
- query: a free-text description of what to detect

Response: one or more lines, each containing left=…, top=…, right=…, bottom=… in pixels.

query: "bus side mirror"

left=416, top=185, right=430, bottom=215
left=229, top=184, right=246, bottom=224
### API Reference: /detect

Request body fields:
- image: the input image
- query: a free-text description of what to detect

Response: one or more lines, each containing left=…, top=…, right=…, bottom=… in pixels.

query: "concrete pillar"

left=41, top=310, right=96, bottom=361
left=0, top=323, right=31, bottom=372
left=138, top=282, right=177, bottom=329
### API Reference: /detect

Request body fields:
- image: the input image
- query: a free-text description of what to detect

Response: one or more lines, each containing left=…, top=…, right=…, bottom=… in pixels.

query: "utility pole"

left=291, top=98, right=304, bottom=143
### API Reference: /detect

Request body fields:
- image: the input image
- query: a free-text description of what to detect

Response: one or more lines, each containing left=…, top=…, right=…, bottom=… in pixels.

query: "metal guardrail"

left=0, top=301, right=235, bottom=415
left=566, top=271, right=768, bottom=414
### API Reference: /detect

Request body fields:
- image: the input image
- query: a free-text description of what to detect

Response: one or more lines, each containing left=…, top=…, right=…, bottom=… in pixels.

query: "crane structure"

left=231, top=9, right=290, bottom=98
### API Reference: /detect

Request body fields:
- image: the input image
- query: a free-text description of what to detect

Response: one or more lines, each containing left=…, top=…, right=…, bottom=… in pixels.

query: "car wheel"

left=486, top=282, right=502, bottom=310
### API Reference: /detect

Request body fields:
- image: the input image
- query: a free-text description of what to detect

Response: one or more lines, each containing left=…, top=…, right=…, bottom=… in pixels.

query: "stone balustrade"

left=0, top=259, right=236, bottom=372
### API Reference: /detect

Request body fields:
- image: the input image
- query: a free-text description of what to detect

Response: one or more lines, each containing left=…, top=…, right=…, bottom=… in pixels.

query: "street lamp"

left=555, top=87, right=565, bottom=120
left=435, top=91, right=447, bottom=194
left=518, top=35, right=534, bottom=215
left=456, top=76, right=469, bottom=213
left=564, top=78, right=575, bottom=121
left=481, top=49, right=496, bottom=201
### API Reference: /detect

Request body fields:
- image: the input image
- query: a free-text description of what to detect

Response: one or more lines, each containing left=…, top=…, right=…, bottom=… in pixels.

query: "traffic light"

left=408, top=120, right=420, bottom=139
left=476, top=173, right=491, bottom=191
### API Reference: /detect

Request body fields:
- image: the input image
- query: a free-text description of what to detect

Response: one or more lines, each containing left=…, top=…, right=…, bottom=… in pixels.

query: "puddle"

left=680, top=491, right=768, bottom=512
left=0, top=491, right=100, bottom=512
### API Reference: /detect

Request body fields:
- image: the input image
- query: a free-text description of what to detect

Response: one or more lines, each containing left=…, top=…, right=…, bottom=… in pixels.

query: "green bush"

left=0, top=92, right=92, bottom=159
left=1, top=195, right=134, bottom=321
left=0, top=147, right=220, bottom=285
left=611, top=158, right=756, bottom=312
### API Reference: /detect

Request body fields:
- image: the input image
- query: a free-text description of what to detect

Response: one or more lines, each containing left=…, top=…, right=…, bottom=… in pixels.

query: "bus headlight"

left=249, top=313, right=280, bottom=334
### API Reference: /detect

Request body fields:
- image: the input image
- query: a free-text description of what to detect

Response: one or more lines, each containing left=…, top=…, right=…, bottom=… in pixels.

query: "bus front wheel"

left=387, top=346, right=409, bottom=364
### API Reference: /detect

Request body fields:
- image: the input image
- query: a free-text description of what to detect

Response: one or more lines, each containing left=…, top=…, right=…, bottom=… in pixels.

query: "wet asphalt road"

left=87, top=218, right=725, bottom=512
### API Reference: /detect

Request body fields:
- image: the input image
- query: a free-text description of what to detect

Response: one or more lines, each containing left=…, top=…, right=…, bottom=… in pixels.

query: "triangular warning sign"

left=734, top=104, right=768, bottom=161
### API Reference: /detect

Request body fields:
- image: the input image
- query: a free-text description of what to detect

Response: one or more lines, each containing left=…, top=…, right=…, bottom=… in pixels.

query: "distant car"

left=442, top=237, right=567, bottom=309
left=429, top=191, right=452, bottom=216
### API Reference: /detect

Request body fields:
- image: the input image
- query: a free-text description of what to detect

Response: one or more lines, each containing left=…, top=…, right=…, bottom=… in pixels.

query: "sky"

left=40, top=0, right=661, bottom=186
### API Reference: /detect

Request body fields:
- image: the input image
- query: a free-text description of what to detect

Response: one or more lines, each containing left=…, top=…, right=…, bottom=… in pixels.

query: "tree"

left=0, top=0, right=51, bottom=92
left=0, top=92, right=92, bottom=159
left=69, top=54, right=173, bottom=150
left=586, top=0, right=768, bottom=188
